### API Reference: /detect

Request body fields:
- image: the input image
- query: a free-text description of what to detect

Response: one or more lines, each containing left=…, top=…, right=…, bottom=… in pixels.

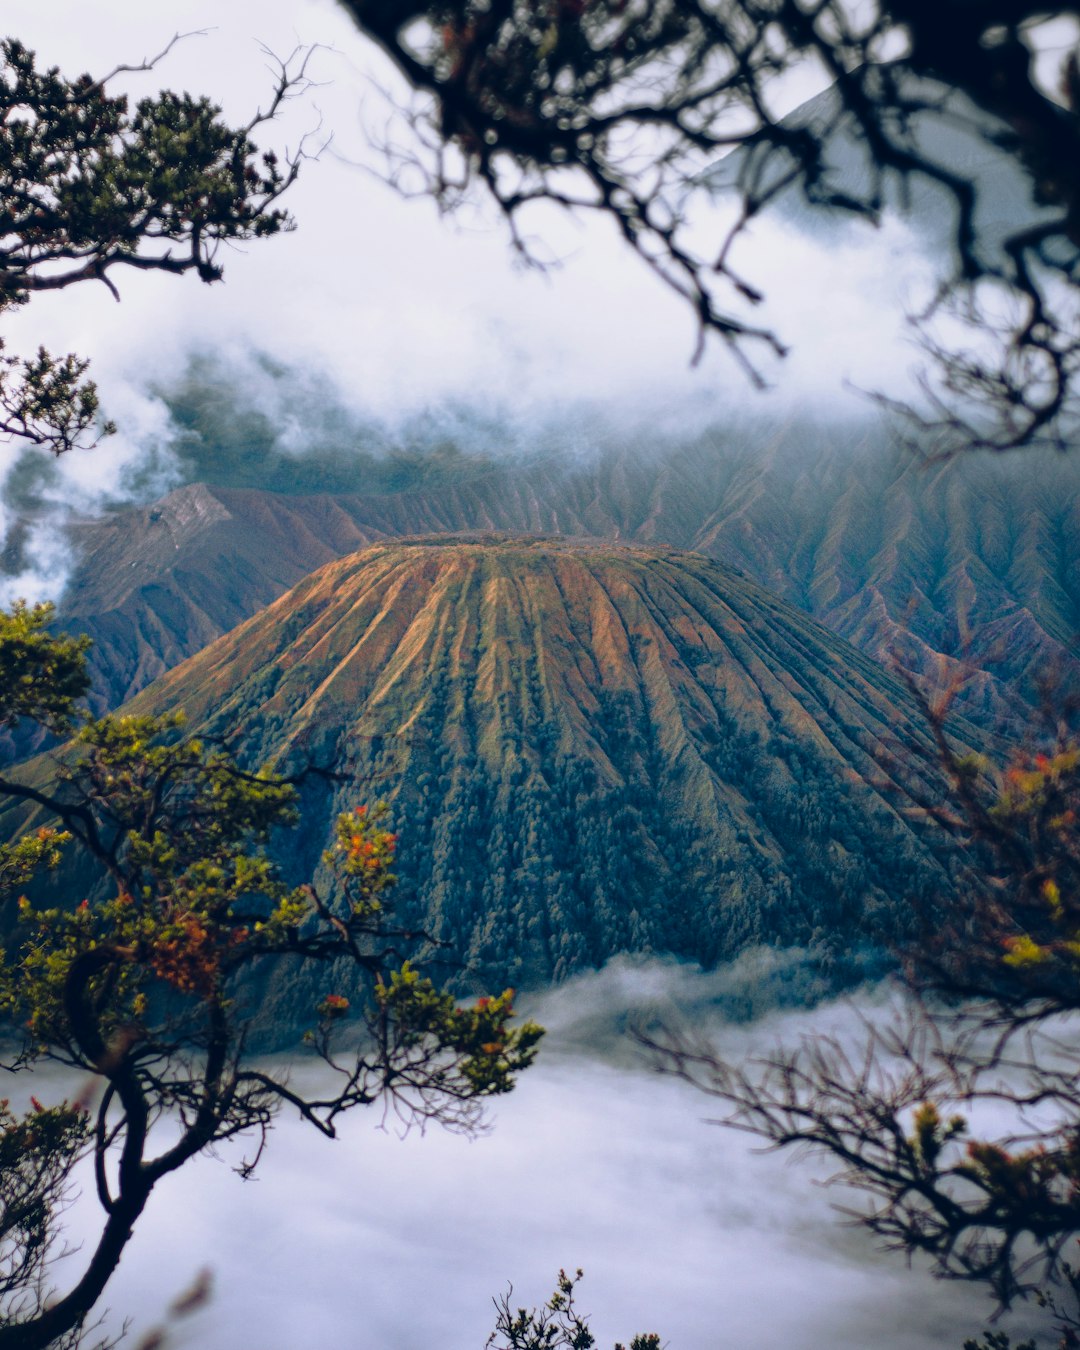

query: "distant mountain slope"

left=119, top=536, right=970, bottom=1013
left=28, top=427, right=1078, bottom=764
left=704, top=80, right=1046, bottom=257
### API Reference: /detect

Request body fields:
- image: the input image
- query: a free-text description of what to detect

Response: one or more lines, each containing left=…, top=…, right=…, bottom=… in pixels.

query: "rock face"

left=126, top=536, right=971, bottom=1003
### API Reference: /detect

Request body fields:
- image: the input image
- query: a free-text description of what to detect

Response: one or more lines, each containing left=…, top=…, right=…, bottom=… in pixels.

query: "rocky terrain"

left=109, top=535, right=977, bottom=1013
left=13, top=425, right=1075, bottom=763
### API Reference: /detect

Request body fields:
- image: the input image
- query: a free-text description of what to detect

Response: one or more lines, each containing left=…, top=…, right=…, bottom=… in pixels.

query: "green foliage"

left=0, top=36, right=294, bottom=308
left=0, top=703, right=542, bottom=1088
left=963, top=1263, right=1080, bottom=1350
left=992, top=750, right=1080, bottom=974
left=329, top=804, right=399, bottom=912
left=0, top=31, right=325, bottom=1345
left=963, top=1335, right=1037, bottom=1350
left=0, top=344, right=113, bottom=457
left=0, top=603, right=89, bottom=734
left=643, top=713, right=1080, bottom=1348
left=914, top=737, right=1080, bottom=1012
left=909, top=1101, right=967, bottom=1174
left=0, top=35, right=306, bottom=454
left=0, top=612, right=541, bottom=1348
left=0, top=828, right=68, bottom=898
left=0, top=1097, right=89, bottom=1318
left=374, top=967, right=542, bottom=1097
left=487, top=1269, right=661, bottom=1350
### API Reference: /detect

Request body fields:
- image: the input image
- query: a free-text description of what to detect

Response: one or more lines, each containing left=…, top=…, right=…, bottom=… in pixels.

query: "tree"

left=487, top=1269, right=661, bottom=1350
left=0, top=603, right=542, bottom=1349
left=638, top=696, right=1080, bottom=1346
left=0, top=35, right=542, bottom=1349
left=339, top=0, right=1080, bottom=453
left=0, top=33, right=316, bottom=455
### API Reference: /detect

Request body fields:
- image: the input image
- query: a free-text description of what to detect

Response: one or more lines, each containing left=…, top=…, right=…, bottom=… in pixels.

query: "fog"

left=0, top=0, right=984, bottom=619
left=0, top=0, right=938, bottom=543
left=2, top=0, right=929, bottom=415
left=9, top=959, right=1050, bottom=1350
left=0, top=11, right=1067, bottom=1345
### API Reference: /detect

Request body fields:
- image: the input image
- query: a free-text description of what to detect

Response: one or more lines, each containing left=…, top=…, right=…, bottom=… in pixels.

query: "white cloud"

left=16, top=961, right=1048, bottom=1350
left=1, top=0, right=929, bottom=448
left=0, top=1, right=962, bottom=608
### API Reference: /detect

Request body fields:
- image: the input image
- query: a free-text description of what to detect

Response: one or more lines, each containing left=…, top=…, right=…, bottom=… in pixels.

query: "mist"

left=0, top=0, right=941, bottom=565
left=11, top=959, right=1050, bottom=1350
left=0, top=0, right=976, bottom=620
left=0, top=11, right=1070, bottom=1346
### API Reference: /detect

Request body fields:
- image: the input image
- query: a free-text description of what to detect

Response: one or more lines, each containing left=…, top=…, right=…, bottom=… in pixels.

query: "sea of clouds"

left=7, top=957, right=1052, bottom=1350
left=0, top=10, right=1070, bottom=1346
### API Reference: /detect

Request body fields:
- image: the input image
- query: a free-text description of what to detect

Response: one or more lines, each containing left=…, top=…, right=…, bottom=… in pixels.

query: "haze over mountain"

left=1, top=15, right=1075, bottom=1348
left=9, top=406, right=1075, bottom=772
left=103, top=535, right=972, bottom=1020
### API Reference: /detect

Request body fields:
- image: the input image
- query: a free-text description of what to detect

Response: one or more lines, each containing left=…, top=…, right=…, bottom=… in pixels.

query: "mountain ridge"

left=18, top=428, right=1074, bottom=762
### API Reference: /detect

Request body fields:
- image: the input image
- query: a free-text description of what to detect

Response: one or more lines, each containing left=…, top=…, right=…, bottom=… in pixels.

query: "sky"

left=0, top=0, right=935, bottom=529
left=0, top=0, right=951, bottom=612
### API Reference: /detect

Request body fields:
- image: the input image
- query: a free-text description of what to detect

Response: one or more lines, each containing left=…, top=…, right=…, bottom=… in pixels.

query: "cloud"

left=0, top=380, right=182, bottom=605
left=0, top=2, right=980, bottom=603
left=16, top=960, right=1049, bottom=1350
left=0, top=0, right=931, bottom=457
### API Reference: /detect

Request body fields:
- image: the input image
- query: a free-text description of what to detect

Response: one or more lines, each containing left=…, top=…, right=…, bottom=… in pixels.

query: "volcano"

left=116, top=534, right=973, bottom=1003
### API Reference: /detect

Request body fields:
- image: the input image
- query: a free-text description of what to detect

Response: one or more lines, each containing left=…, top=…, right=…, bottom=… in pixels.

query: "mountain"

left=13, top=423, right=1076, bottom=771
left=704, top=79, right=1048, bottom=261
left=115, top=535, right=972, bottom=1016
